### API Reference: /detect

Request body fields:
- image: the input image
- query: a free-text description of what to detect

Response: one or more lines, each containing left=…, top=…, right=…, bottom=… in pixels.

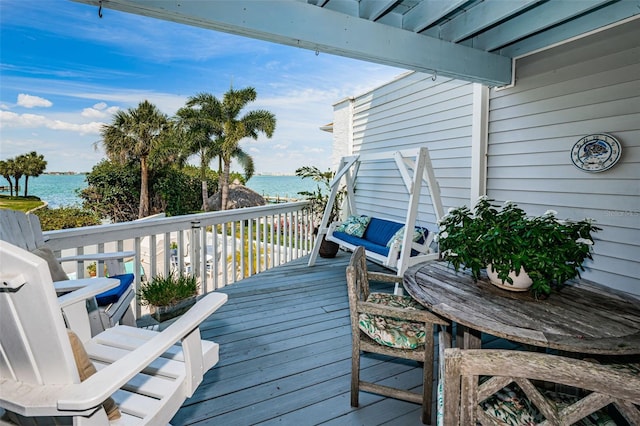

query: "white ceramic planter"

left=486, top=264, right=533, bottom=292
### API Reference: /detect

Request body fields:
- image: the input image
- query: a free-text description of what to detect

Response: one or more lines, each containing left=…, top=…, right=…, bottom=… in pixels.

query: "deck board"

left=172, top=252, right=505, bottom=425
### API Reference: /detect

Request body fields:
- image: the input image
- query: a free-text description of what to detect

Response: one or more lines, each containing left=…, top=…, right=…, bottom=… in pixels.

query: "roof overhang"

left=71, top=0, right=639, bottom=87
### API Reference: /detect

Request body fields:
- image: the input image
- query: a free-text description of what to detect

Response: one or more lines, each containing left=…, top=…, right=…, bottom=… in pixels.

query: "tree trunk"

left=13, top=177, right=21, bottom=197
left=201, top=180, right=209, bottom=211
left=6, top=179, right=14, bottom=197
left=220, top=160, right=231, bottom=211
left=201, top=156, right=209, bottom=211
left=139, top=157, right=149, bottom=218
left=23, top=176, right=29, bottom=197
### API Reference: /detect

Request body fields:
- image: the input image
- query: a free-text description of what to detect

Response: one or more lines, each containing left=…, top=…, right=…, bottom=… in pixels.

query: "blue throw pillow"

left=335, top=215, right=371, bottom=238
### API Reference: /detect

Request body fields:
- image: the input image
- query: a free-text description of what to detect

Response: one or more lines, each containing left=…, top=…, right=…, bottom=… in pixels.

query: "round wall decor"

left=571, top=133, right=621, bottom=172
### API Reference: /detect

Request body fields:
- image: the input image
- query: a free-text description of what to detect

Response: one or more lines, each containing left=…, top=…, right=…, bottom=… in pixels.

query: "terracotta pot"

left=486, top=264, right=532, bottom=292
left=318, top=236, right=339, bottom=258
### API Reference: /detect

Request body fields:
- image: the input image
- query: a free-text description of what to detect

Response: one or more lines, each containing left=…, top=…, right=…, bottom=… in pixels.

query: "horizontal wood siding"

left=349, top=72, right=474, bottom=230
left=487, top=21, right=640, bottom=295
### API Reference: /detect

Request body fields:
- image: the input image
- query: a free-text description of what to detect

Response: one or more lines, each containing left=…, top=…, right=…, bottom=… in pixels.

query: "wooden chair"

left=0, top=240, right=227, bottom=425
left=346, top=246, right=449, bottom=424
left=442, top=348, right=640, bottom=425
left=0, top=209, right=136, bottom=335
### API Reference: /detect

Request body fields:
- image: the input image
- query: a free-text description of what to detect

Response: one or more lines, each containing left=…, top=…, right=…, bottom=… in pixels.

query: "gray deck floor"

left=171, top=252, right=511, bottom=426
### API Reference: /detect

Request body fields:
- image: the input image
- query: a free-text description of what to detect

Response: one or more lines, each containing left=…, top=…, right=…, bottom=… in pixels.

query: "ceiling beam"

left=499, top=1, right=640, bottom=57
left=468, top=0, right=613, bottom=51
left=72, top=0, right=512, bottom=86
left=403, top=0, right=469, bottom=33
left=438, top=0, right=540, bottom=43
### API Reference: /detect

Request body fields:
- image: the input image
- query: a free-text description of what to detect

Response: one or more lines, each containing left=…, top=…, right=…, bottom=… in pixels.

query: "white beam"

left=73, top=0, right=512, bottom=86
left=470, top=83, right=488, bottom=206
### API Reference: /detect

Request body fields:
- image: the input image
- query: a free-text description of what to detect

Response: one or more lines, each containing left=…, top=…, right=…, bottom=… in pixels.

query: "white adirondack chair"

left=0, top=240, right=228, bottom=425
left=0, top=209, right=136, bottom=335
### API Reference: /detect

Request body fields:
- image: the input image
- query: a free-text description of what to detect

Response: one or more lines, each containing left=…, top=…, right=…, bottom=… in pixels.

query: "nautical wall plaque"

left=571, top=133, right=621, bottom=173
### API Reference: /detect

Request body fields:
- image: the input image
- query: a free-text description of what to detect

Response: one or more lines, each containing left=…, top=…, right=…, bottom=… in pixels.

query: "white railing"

left=44, top=201, right=314, bottom=318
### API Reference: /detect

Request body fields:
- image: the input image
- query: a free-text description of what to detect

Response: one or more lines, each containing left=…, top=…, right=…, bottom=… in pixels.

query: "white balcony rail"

left=43, top=201, right=314, bottom=318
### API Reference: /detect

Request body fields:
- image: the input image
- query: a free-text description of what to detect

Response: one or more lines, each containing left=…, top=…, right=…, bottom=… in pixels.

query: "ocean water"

left=9, top=174, right=320, bottom=208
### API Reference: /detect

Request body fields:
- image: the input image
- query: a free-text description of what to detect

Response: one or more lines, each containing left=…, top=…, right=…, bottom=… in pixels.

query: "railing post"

left=190, top=221, right=201, bottom=278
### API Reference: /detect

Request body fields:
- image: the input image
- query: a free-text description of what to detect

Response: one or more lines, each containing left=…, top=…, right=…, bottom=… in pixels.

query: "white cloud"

left=81, top=103, right=120, bottom=118
left=0, top=110, right=103, bottom=135
left=273, top=144, right=289, bottom=150
left=17, top=93, right=53, bottom=108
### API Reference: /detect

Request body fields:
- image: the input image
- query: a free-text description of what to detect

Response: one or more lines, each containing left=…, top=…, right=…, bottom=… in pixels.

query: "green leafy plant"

left=35, top=206, right=100, bottom=230
left=138, top=271, right=199, bottom=307
left=436, top=196, right=600, bottom=297
left=295, top=166, right=345, bottom=230
left=86, top=262, right=97, bottom=277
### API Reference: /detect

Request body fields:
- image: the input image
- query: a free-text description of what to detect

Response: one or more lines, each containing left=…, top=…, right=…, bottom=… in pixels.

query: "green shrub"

left=137, top=272, right=199, bottom=307
left=35, top=206, right=100, bottom=231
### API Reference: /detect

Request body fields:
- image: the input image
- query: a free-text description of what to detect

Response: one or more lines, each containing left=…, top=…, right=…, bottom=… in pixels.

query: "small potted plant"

left=86, top=262, right=97, bottom=277
left=170, top=241, right=178, bottom=257
left=86, top=262, right=107, bottom=277
left=295, top=166, right=346, bottom=258
left=138, top=271, right=199, bottom=322
left=436, top=196, right=600, bottom=297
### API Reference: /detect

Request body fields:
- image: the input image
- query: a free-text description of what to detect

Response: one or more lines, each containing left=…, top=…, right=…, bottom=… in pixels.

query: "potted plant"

left=436, top=196, right=600, bottom=297
left=295, top=166, right=346, bottom=258
left=138, top=271, right=199, bottom=322
left=86, top=262, right=107, bottom=277
left=86, top=262, right=97, bottom=277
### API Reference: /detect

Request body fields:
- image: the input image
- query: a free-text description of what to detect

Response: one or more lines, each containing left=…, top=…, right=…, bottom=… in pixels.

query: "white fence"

left=44, top=201, right=314, bottom=318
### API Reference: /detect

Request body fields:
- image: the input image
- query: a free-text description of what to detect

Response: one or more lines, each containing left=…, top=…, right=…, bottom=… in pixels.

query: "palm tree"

left=12, top=154, right=26, bottom=197
left=176, top=92, right=262, bottom=210
left=175, top=93, right=222, bottom=211
left=22, top=151, right=47, bottom=197
left=217, top=87, right=275, bottom=210
left=100, top=100, right=169, bottom=218
left=0, top=160, right=15, bottom=196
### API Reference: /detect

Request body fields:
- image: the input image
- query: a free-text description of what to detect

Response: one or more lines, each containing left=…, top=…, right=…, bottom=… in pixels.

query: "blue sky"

left=0, top=0, right=403, bottom=174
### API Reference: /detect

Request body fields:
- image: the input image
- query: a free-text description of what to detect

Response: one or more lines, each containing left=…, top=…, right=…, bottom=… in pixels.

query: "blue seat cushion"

left=362, top=218, right=404, bottom=247
left=332, top=231, right=390, bottom=257
left=95, top=273, right=134, bottom=306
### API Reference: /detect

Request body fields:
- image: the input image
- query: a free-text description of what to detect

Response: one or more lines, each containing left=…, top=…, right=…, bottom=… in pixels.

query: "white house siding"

left=345, top=72, right=475, bottom=232
left=486, top=21, right=640, bottom=295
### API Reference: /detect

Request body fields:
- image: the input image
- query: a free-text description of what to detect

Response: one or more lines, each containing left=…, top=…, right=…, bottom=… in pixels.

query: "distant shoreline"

left=19, top=174, right=317, bottom=208
left=43, top=171, right=88, bottom=175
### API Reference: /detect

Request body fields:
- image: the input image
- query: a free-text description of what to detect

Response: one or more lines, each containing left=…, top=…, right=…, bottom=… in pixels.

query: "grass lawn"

left=0, top=195, right=46, bottom=212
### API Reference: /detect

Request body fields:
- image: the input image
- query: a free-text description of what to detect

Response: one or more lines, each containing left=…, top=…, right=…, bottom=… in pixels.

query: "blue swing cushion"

left=95, top=273, right=135, bottom=306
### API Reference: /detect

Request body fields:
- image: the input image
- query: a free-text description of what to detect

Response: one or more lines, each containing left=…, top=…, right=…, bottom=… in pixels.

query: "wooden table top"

left=403, top=261, right=640, bottom=355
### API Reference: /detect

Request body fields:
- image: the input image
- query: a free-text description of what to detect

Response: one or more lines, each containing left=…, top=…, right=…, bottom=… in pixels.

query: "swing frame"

left=308, top=147, right=444, bottom=276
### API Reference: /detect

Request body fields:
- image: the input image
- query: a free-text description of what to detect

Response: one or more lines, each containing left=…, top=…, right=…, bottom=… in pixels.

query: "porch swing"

left=308, top=147, right=444, bottom=278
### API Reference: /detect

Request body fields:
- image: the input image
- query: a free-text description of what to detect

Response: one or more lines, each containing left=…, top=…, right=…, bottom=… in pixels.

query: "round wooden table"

left=403, top=261, right=640, bottom=355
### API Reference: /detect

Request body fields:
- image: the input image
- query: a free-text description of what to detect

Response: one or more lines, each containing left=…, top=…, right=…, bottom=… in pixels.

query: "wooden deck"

left=171, top=252, right=510, bottom=425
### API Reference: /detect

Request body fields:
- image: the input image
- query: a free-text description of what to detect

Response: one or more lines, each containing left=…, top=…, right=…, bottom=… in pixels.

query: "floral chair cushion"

left=335, top=215, right=371, bottom=237
left=480, top=382, right=620, bottom=426
left=358, top=292, right=427, bottom=350
left=385, top=226, right=427, bottom=248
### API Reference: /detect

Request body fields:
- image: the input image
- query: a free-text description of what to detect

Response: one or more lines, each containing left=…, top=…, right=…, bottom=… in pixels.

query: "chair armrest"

left=326, top=221, right=340, bottom=235
left=56, top=278, right=119, bottom=310
left=53, top=278, right=103, bottom=294
left=56, top=292, right=228, bottom=411
left=367, top=271, right=402, bottom=283
left=358, top=301, right=449, bottom=326
left=58, top=251, right=135, bottom=263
